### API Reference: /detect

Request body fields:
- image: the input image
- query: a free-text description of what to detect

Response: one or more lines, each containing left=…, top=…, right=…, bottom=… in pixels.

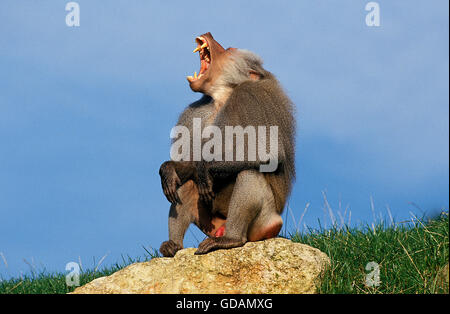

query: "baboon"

left=159, top=32, right=295, bottom=257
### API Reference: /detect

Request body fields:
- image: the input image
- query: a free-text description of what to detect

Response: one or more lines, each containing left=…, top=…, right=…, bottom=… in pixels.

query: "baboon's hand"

left=160, top=240, right=183, bottom=257
left=159, top=162, right=182, bottom=204
left=197, top=163, right=215, bottom=204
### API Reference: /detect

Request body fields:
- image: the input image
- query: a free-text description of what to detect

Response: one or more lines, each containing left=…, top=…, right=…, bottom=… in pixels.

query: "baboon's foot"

left=195, top=236, right=245, bottom=255
left=159, top=240, right=183, bottom=257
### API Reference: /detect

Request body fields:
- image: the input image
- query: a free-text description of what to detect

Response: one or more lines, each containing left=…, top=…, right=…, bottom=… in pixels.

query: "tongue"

left=200, top=60, right=208, bottom=74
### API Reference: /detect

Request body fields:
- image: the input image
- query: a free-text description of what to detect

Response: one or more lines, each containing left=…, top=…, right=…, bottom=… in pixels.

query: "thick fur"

left=213, top=73, right=296, bottom=212
left=160, top=47, right=296, bottom=256
left=177, top=49, right=296, bottom=212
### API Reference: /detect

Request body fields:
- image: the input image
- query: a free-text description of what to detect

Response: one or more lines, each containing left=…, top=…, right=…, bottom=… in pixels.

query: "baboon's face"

left=187, top=32, right=235, bottom=95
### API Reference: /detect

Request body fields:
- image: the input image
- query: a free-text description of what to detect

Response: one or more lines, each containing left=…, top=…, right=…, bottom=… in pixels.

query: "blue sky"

left=0, top=1, right=448, bottom=278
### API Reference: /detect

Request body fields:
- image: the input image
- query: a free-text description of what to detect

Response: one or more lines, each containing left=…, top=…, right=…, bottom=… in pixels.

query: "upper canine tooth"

left=200, top=43, right=207, bottom=49
left=193, top=47, right=201, bottom=53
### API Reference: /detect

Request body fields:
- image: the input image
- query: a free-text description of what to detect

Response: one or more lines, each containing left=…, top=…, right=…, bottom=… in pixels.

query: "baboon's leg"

left=247, top=201, right=283, bottom=242
left=195, top=170, right=282, bottom=254
left=160, top=180, right=226, bottom=257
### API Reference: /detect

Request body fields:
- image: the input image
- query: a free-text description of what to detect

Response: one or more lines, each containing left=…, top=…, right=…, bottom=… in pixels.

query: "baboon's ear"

left=249, top=70, right=262, bottom=81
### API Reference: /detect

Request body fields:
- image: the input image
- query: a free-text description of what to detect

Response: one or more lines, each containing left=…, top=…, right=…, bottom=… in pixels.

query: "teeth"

left=193, top=42, right=208, bottom=53
left=187, top=72, right=199, bottom=82
left=189, top=38, right=209, bottom=82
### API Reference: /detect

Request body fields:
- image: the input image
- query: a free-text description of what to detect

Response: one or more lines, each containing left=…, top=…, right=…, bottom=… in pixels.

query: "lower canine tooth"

left=194, top=72, right=197, bottom=79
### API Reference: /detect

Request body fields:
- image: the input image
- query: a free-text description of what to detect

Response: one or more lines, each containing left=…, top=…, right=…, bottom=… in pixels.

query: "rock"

left=71, top=238, right=330, bottom=294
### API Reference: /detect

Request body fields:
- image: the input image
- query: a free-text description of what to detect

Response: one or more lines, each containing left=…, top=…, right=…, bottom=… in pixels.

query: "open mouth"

left=187, top=36, right=211, bottom=82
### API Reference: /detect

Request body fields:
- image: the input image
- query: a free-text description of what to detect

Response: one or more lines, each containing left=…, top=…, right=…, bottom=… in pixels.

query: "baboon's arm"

left=159, top=161, right=196, bottom=204
left=196, top=159, right=280, bottom=204
left=207, top=160, right=268, bottom=175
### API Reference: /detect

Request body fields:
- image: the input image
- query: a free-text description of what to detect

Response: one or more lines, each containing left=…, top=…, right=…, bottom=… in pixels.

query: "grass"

left=0, top=253, right=158, bottom=294
left=0, top=213, right=448, bottom=294
left=291, top=212, right=449, bottom=294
